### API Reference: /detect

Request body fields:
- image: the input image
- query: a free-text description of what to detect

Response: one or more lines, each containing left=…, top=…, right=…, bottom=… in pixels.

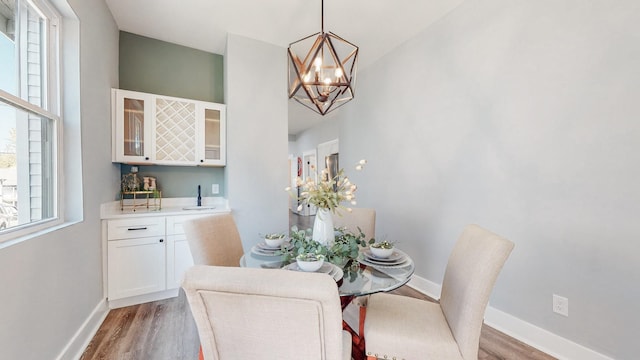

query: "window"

left=0, top=0, right=60, bottom=239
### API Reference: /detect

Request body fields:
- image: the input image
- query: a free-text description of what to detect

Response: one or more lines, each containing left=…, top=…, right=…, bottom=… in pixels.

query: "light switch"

left=212, top=184, right=219, bottom=194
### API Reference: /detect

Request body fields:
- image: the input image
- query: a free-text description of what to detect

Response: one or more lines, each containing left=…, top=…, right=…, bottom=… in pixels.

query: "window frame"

left=0, top=0, right=63, bottom=245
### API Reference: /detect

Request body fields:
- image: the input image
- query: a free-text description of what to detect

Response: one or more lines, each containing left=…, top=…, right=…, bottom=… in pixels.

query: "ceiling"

left=105, top=0, right=464, bottom=135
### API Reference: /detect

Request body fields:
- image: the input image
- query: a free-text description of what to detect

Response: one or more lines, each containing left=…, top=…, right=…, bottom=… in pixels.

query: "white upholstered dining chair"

left=182, top=265, right=352, bottom=360
left=333, top=207, right=376, bottom=241
left=183, top=213, right=244, bottom=267
left=333, top=208, right=376, bottom=310
left=363, top=224, right=515, bottom=360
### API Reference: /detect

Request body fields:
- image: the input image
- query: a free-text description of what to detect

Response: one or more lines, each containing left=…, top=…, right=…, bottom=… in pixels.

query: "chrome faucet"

left=197, top=185, right=202, bottom=207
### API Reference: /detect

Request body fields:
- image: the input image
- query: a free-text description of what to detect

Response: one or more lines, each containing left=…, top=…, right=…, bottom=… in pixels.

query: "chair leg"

left=349, top=304, right=368, bottom=360
left=359, top=305, right=366, bottom=341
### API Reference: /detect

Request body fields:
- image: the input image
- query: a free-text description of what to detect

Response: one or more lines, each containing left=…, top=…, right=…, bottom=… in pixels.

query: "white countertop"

left=101, top=196, right=231, bottom=219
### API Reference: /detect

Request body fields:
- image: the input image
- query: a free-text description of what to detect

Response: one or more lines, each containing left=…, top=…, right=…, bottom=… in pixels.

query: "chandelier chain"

left=321, top=0, right=324, bottom=33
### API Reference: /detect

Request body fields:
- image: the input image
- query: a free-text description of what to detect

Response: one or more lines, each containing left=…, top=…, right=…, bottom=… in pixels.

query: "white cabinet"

left=112, top=89, right=227, bottom=166
left=197, top=102, right=226, bottom=166
left=107, top=237, right=166, bottom=300
left=112, top=89, right=154, bottom=164
left=106, top=217, right=167, bottom=301
left=105, top=213, right=215, bottom=307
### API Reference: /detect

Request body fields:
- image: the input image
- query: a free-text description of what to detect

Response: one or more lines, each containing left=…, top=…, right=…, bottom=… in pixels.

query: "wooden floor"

left=81, top=286, right=555, bottom=360
left=80, top=292, right=200, bottom=360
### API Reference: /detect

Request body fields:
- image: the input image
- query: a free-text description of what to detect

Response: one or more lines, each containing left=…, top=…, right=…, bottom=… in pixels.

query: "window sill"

left=0, top=218, right=83, bottom=250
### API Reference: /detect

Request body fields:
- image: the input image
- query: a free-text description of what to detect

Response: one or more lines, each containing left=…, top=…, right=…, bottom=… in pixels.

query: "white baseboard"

left=484, top=307, right=614, bottom=360
left=108, top=288, right=179, bottom=309
left=55, top=298, right=110, bottom=360
left=407, top=274, right=442, bottom=300
left=406, top=275, right=613, bottom=360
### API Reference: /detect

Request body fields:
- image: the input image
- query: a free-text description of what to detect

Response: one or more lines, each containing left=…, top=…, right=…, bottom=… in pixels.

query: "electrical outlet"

left=553, top=294, right=569, bottom=317
left=212, top=184, right=219, bottom=194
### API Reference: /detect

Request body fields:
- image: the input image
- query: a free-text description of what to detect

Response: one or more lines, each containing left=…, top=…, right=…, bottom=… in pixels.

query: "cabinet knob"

left=200, top=159, right=204, bottom=163
left=145, top=157, right=150, bottom=160
left=159, top=239, right=164, bottom=243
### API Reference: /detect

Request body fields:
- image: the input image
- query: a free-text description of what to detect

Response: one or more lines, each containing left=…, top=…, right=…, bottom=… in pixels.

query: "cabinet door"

left=107, top=237, right=166, bottom=300
left=166, top=214, right=209, bottom=288
left=196, top=102, right=226, bottom=166
left=154, top=95, right=197, bottom=165
left=166, top=234, right=194, bottom=289
left=113, top=89, right=154, bottom=163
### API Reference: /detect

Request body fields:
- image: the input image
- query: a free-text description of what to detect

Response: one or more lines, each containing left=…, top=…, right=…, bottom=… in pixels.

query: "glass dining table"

left=240, top=247, right=415, bottom=360
left=240, top=248, right=415, bottom=299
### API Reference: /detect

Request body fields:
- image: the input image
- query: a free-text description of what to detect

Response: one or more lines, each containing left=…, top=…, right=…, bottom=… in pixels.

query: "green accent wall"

left=120, top=164, right=225, bottom=199
left=119, top=31, right=224, bottom=102
left=118, top=31, right=226, bottom=198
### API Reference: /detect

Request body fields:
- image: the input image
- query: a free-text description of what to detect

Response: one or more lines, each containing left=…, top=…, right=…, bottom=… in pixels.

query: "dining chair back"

left=334, top=207, right=376, bottom=335
left=333, top=207, right=376, bottom=240
left=182, top=265, right=352, bottom=360
left=439, top=224, right=515, bottom=359
left=364, top=224, right=514, bottom=360
left=183, top=214, right=244, bottom=267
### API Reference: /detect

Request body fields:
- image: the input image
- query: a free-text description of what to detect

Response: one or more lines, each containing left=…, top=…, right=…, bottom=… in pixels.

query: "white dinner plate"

left=361, top=256, right=409, bottom=267
left=358, top=258, right=411, bottom=269
left=283, top=262, right=343, bottom=282
left=358, top=249, right=412, bottom=268
left=331, top=266, right=344, bottom=282
left=255, top=242, right=292, bottom=251
left=284, top=262, right=329, bottom=273
left=251, top=245, right=283, bottom=257
left=362, top=249, right=405, bottom=263
left=251, top=242, right=293, bottom=256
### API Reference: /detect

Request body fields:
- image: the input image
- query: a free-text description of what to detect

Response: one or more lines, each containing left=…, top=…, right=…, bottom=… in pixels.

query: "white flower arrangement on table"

left=286, top=159, right=367, bottom=214
left=280, top=225, right=374, bottom=273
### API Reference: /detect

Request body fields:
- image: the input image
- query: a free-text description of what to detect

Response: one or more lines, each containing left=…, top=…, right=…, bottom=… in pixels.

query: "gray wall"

left=325, top=1, right=639, bottom=359
left=225, top=34, right=289, bottom=247
left=118, top=31, right=225, bottom=197
left=0, top=0, right=120, bottom=358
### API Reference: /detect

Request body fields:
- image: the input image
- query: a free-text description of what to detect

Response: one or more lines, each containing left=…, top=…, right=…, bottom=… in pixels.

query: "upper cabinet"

left=113, top=89, right=154, bottom=163
left=198, top=102, right=226, bottom=166
left=112, top=89, right=226, bottom=167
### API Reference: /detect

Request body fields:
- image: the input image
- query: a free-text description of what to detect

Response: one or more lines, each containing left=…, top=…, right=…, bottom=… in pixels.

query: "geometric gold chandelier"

left=287, top=0, right=358, bottom=115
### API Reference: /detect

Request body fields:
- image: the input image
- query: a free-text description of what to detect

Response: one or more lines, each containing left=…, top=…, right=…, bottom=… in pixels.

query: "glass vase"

left=312, top=208, right=335, bottom=246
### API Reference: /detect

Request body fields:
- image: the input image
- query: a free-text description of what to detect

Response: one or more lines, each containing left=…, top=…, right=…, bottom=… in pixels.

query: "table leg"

left=341, top=296, right=367, bottom=360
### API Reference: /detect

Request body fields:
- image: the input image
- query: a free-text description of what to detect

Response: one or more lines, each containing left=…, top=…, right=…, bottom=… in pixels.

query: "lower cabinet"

left=105, top=213, right=212, bottom=308
left=107, top=237, right=166, bottom=300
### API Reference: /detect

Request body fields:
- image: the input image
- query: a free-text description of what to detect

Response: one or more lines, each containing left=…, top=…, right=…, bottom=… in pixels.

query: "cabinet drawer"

left=108, top=217, right=166, bottom=240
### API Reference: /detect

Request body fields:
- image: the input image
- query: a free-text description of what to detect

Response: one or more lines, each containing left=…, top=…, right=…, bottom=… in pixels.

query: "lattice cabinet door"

left=154, top=96, right=197, bottom=164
